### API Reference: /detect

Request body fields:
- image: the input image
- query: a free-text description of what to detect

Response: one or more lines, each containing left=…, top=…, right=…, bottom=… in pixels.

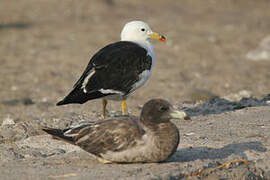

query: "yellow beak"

left=149, top=32, right=166, bottom=42
left=170, top=110, right=192, bottom=120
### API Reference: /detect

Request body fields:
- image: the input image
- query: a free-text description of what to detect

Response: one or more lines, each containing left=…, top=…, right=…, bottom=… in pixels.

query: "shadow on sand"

left=0, top=23, right=32, bottom=30
left=183, top=94, right=270, bottom=117
left=169, top=141, right=267, bottom=163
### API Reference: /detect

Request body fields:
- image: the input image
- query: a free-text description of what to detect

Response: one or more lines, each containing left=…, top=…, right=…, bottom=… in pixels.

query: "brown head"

left=140, top=99, right=188, bottom=126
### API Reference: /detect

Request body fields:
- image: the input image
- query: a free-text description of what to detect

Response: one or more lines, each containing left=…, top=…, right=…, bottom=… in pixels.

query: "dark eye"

left=160, top=106, right=168, bottom=112
left=141, top=28, right=145, bottom=32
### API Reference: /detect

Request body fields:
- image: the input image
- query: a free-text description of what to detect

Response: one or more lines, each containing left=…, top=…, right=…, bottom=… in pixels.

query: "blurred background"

left=1, top=0, right=270, bottom=123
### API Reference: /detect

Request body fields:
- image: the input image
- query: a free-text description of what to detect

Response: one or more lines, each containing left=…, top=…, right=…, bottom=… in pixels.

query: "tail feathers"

left=42, top=126, right=75, bottom=145
left=56, top=99, right=68, bottom=106
left=56, top=88, right=107, bottom=106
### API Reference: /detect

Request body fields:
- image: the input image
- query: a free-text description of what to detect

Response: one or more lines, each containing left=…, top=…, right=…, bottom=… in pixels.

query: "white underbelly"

left=100, top=70, right=152, bottom=101
left=129, top=70, right=151, bottom=94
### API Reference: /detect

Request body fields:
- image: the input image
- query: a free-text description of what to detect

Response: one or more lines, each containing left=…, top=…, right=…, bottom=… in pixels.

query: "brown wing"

left=71, top=118, right=145, bottom=157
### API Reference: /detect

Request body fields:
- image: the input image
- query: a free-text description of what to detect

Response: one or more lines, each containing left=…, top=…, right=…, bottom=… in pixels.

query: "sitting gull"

left=43, top=99, right=189, bottom=163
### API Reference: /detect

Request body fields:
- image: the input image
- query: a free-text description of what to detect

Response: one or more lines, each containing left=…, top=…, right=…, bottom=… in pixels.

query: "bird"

left=42, top=99, right=189, bottom=163
left=56, top=21, right=166, bottom=119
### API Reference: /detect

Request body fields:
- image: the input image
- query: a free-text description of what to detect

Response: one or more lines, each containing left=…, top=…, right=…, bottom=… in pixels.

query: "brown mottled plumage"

left=42, top=99, right=188, bottom=163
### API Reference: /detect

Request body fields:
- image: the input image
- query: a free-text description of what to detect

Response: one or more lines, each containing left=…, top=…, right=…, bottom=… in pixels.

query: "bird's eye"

left=160, top=106, right=168, bottom=112
left=141, top=28, right=145, bottom=32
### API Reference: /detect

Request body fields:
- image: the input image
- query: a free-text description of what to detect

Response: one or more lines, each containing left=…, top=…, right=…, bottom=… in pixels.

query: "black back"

left=57, top=41, right=152, bottom=105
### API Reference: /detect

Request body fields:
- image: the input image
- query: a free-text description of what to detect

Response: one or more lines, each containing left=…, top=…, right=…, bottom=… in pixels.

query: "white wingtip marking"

left=76, top=134, right=90, bottom=144
left=81, top=70, right=95, bottom=93
left=99, top=89, right=124, bottom=95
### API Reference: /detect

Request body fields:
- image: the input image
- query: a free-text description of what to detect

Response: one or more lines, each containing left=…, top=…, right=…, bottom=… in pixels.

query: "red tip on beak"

left=159, top=35, right=166, bottom=42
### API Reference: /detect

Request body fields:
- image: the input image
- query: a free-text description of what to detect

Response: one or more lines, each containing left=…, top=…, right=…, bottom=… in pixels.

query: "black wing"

left=57, top=41, right=152, bottom=105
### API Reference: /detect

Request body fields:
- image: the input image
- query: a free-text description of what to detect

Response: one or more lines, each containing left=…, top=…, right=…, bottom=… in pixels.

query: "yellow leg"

left=102, top=99, right=107, bottom=119
left=121, top=100, right=127, bottom=116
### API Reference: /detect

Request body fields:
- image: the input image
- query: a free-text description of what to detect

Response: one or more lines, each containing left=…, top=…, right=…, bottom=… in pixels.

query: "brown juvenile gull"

left=42, top=99, right=188, bottom=163
left=56, top=21, right=166, bottom=119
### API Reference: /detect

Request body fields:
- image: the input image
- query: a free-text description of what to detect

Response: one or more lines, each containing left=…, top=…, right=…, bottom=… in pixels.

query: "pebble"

left=11, top=86, right=17, bottom=91
left=246, top=35, right=270, bottom=61
left=22, top=98, right=35, bottom=105
left=1, top=128, right=16, bottom=139
left=2, top=116, right=15, bottom=126
left=1, top=98, right=35, bottom=106
left=224, top=90, right=253, bottom=102
left=185, top=132, right=195, bottom=136
left=2, top=99, right=20, bottom=106
left=0, top=121, right=29, bottom=143
left=187, top=88, right=218, bottom=102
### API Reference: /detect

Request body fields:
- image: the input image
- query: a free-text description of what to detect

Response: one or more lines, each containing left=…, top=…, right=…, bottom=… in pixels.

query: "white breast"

left=136, top=40, right=155, bottom=63
left=129, top=70, right=151, bottom=94
left=128, top=40, right=155, bottom=94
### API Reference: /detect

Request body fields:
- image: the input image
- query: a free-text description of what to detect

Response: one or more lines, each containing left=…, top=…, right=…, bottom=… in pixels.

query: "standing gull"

left=57, top=21, right=166, bottom=119
left=43, top=99, right=189, bottom=163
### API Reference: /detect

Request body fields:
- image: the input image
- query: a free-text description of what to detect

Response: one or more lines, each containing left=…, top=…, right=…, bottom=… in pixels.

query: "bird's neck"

left=136, top=40, right=155, bottom=59
left=139, top=119, right=180, bottom=161
left=122, top=39, right=155, bottom=60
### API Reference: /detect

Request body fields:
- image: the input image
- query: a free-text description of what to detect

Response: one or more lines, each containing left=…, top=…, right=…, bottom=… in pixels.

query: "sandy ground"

left=1, top=0, right=270, bottom=179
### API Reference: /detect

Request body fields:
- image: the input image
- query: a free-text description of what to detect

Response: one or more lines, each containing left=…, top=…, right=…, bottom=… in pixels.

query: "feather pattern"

left=43, top=99, right=182, bottom=163
left=57, top=41, right=152, bottom=105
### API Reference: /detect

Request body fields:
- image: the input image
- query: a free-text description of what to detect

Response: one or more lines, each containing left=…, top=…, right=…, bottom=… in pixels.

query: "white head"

left=120, top=21, right=166, bottom=43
